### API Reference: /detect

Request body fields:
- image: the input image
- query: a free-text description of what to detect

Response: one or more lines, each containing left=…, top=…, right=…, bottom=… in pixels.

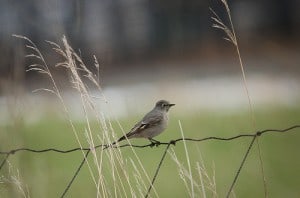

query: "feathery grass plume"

left=210, top=8, right=236, bottom=46
left=14, top=34, right=101, bottom=190
left=0, top=161, right=30, bottom=198
left=13, top=34, right=158, bottom=197
left=210, top=0, right=255, bottom=127
left=210, top=1, right=267, bottom=196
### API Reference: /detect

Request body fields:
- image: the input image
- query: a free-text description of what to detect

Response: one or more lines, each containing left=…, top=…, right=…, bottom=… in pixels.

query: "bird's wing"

left=125, top=113, right=163, bottom=138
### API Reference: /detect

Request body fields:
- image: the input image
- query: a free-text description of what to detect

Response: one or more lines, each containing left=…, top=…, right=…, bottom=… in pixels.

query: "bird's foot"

left=149, top=138, right=161, bottom=147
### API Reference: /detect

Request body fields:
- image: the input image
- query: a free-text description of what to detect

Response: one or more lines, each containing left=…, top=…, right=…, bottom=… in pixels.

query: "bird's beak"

left=169, top=104, right=175, bottom=107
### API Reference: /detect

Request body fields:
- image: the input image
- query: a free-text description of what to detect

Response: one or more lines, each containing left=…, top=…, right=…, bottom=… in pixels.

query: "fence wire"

left=1, top=125, right=300, bottom=197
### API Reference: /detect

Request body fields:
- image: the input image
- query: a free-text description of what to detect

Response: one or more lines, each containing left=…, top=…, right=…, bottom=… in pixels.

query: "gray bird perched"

left=112, top=100, right=175, bottom=146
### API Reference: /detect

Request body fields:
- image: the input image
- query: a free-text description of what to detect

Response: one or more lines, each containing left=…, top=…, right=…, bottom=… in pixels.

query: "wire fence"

left=3, top=0, right=298, bottom=196
left=1, top=124, right=299, bottom=197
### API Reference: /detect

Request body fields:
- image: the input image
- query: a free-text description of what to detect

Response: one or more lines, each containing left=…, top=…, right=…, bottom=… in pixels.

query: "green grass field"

left=1, top=106, right=300, bottom=197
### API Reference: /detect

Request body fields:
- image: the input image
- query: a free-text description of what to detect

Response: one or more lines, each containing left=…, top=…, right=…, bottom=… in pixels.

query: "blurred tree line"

left=0, top=0, right=299, bottom=87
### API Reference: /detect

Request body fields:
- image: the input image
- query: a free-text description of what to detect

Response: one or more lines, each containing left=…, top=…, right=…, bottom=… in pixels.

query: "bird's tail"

left=110, top=135, right=126, bottom=146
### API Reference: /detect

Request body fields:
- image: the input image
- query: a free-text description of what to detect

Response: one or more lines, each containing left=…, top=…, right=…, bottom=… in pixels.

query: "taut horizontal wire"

left=1, top=125, right=300, bottom=155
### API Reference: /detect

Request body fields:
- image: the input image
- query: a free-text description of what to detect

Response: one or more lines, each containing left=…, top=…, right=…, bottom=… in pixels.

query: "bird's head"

left=155, top=100, right=175, bottom=112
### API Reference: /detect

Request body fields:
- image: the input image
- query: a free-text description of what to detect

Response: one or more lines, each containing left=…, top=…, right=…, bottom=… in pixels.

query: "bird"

left=111, top=100, right=175, bottom=146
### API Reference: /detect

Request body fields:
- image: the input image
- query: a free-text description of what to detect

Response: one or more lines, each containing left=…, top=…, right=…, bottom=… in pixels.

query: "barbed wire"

left=1, top=124, right=300, bottom=197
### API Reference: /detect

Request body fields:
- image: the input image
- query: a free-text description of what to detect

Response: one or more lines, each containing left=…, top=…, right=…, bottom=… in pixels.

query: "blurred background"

left=1, top=0, right=300, bottom=197
left=0, top=0, right=300, bottom=118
